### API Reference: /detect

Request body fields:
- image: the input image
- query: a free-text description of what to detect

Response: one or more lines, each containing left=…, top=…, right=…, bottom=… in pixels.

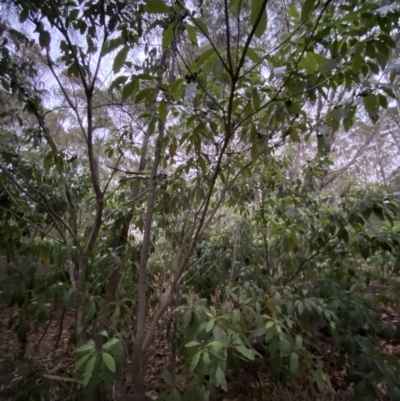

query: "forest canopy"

left=1, top=0, right=400, bottom=400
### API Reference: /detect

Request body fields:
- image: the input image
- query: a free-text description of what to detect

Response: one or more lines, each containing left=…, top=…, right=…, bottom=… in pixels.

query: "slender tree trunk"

left=75, top=258, right=87, bottom=346
left=131, top=118, right=166, bottom=400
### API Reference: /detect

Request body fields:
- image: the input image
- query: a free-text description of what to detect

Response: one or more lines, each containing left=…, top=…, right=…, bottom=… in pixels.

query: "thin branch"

left=224, top=0, right=233, bottom=74
left=44, top=48, right=88, bottom=141
left=283, top=251, right=320, bottom=286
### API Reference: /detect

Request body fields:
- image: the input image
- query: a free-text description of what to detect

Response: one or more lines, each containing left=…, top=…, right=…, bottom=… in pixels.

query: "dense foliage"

left=1, top=0, right=400, bottom=400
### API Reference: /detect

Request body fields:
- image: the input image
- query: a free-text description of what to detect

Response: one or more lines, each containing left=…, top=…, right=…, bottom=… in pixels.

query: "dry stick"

left=35, top=308, right=55, bottom=351
left=43, top=374, right=82, bottom=384
left=54, top=306, right=66, bottom=349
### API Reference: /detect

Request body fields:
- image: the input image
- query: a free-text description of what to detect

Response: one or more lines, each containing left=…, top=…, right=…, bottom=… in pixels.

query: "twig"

left=43, top=374, right=82, bottom=384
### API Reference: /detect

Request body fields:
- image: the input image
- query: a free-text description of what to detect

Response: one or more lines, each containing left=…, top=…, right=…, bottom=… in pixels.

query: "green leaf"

left=368, top=61, right=379, bottom=75
left=168, top=78, right=185, bottom=100
left=43, top=153, right=53, bottom=174
left=113, top=46, right=129, bottom=74
left=208, top=341, right=225, bottom=352
left=343, top=117, right=353, bottom=132
left=375, top=41, right=389, bottom=70
left=67, top=63, right=80, bottom=78
left=352, top=53, right=363, bottom=73
left=215, top=367, right=227, bottom=391
left=39, top=31, right=51, bottom=48
left=205, top=319, right=215, bottom=332
left=75, top=354, right=91, bottom=371
left=193, top=18, right=208, bottom=35
left=135, top=88, right=155, bottom=104
left=338, top=227, right=349, bottom=243
left=83, top=355, right=97, bottom=386
left=253, top=327, right=267, bottom=337
left=290, top=352, right=299, bottom=373
left=196, top=48, right=216, bottom=68
left=185, top=24, right=198, bottom=46
left=287, top=5, right=300, bottom=19
left=185, top=340, right=200, bottom=348
left=363, top=95, right=378, bottom=120
left=159, top=100, right=167, bottom=121
left=160, top=369, right=172, bottom=385
left=301, top=0, right=315, bottom=21
left=199, top=157, right=207, bottom=174
left=19, top=8, right=29, bottom=23
left=56, top=157, right=64, bottom=173
left=67, top=9, right=79, bottom=24
left=381, top=84, right=396, bottom=99
left=190, top=351, right=201, bottom=371
left=251, top=0, right=268, bottom=38
left=76, top=340, right=95, bottom=353
left=298, top=301, right=304, bottom=315
left=102, top=337, right=119, bottom=350
left=122, top=80, right=137, bottom=100
left=378, top=94, right=388, bottom=109
left=102, top=352, right=116, bottom=373
left=144, top=0, right=170, bottom=13
left=162, top=23, right=175, bottom=49
left=110, top=75, right=128, bottom=90
left=235, top=345, right=255, bottom=360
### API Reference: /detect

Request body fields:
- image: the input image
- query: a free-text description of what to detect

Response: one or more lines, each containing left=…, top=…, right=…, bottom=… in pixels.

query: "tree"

left=1, top=0, right=400, bottom=400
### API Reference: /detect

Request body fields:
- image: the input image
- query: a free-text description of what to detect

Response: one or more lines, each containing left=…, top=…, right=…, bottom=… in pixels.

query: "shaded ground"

left=0, top=304, right=400, bottom=401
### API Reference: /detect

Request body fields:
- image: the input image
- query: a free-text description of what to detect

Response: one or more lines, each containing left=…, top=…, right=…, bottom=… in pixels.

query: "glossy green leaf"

left=185, top=340, right=200, bottom=348
left=159, top=99, right=167, bottom=121
left=378, top=94, right=388, bottom=109
left=235, top=345, right=255, bottom=360
left=163, top=23, right=175, bottom=48
left=102, top=352, right=116, bottom=373
left=144, top=0, right=170, bottom=13
left=301, top=0, right=315, bottom=21
left=251, top=0, right=268, bottom=38
left=190, top=351, right=201, bottom=371
left=39, top=31, right=51, bottom=48
left=83, top=355, right=97, bottom=386
left=363, top=95, right=379, bottom=120
left=113, top=46, right=129, bottom=74
left=205, top=319, right=215, bottom=332
left=75, top=354, right=91, bottom=371
left=102, top=338, right=119, bottom=350
left=122, top=79, right=137, bottom=100
left=208, top=341, right=225, bottom=351
left=215, top=367, right=227, bottom=391
left=43, top=153, right=53, bottom=174
left=196, top=48, right=216, bottom=67
left=185, top=24, right=198, bottom=46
